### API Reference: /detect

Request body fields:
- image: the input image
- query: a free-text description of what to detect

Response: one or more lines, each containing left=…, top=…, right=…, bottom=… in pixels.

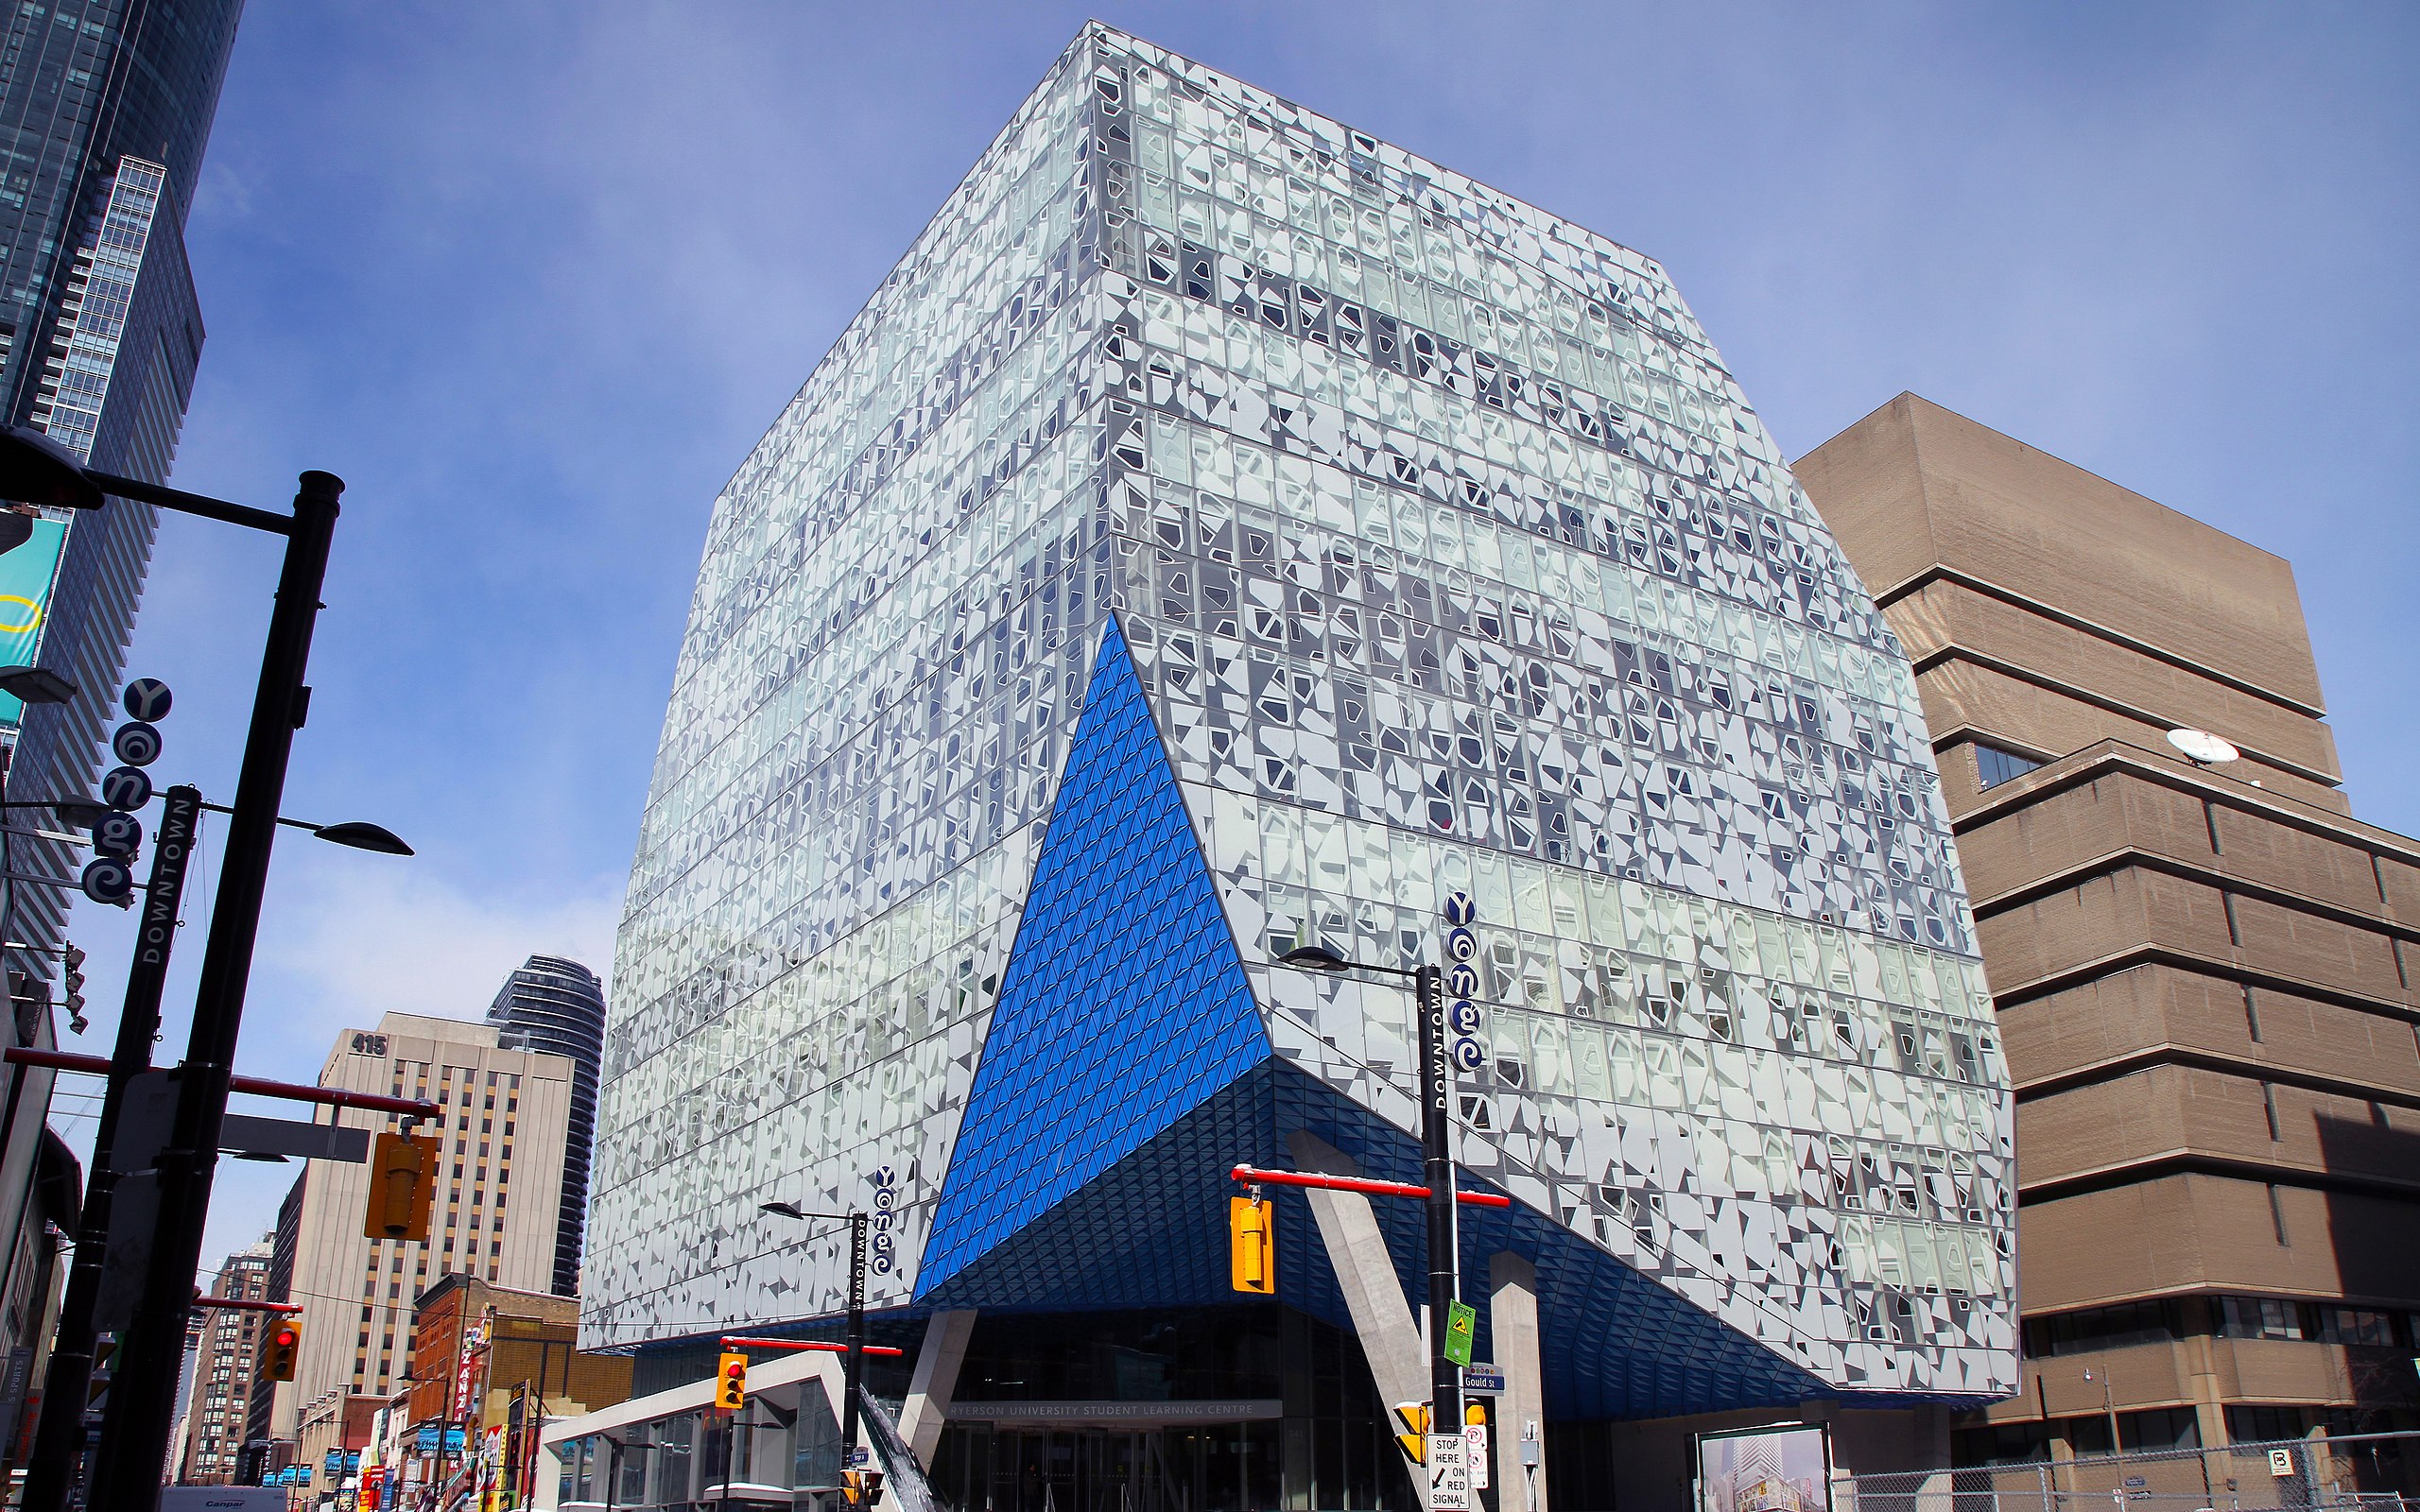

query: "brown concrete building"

left=292, top=1389, right=380, bottom=1503
left=403, top=1274, right=631, bottom=1509
left=1798, top=394, right=2420, bottom=1462
left=175, top=1239, right=274, bottom=1484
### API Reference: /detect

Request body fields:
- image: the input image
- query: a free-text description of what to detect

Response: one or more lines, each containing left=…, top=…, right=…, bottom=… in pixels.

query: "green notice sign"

left=1443, top=1300, right=1478, bottom=1366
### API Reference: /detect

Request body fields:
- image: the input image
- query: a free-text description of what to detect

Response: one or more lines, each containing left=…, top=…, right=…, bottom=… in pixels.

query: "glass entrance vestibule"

left=555, top=1391, right=846, bottom=1510
left=551, top=1350, right=856, bottom=1512
left=546, top=1307, right=1429, bottom=1512
left=926, top=1419, right=1286, bottom=1512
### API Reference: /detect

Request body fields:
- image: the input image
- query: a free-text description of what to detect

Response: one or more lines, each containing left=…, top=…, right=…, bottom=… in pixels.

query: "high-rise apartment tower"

left=0, top=6, right=245, bottom=1420
left=176, top=1239, right=271, bottom=1485
left=0, top=0, right=245, bottom=964
left=486, top=954, right=606, bottom=1297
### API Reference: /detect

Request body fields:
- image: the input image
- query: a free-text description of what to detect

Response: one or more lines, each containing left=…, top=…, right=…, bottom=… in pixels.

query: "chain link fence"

left=1834, top=1433, right=2420, bottom=1512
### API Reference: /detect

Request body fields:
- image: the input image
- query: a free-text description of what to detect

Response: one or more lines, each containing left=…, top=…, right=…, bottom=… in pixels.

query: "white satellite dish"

left=2168, top=728, right=2240, bottom=766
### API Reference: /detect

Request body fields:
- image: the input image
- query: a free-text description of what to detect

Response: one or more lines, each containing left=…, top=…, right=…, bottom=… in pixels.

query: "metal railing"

left=1833, top=1433, right=2420, bottom=1512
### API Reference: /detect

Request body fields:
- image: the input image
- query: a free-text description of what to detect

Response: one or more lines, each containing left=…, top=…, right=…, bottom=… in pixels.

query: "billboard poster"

left=0, top=517, right=68, bottom=729
left=1697, top=1424, right=1832, bottom=1512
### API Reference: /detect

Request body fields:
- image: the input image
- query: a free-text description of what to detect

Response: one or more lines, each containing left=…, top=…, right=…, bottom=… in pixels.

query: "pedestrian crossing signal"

left=717, top=1351, right=748, bottom=1410
left=1392, top=1402, right=1429, bottom=1463
left=1229, top=1194, right=1273, bottom=1295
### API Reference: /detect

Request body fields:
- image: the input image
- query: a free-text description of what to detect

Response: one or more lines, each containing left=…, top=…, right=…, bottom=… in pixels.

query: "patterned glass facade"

left=592, top=24, right=2017, bottom=1412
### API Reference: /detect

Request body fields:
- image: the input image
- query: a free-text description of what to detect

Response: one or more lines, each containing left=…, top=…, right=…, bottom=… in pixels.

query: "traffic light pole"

left=753, top=1203, right=874, bottom=1486
left=844, top=1212, right=867, bottom=1468
left=82, top=472, right=342, bottom=1506
left=18, top=784, right=202, bottom=1512
left=1415, top=963, right=1461, bottom=1439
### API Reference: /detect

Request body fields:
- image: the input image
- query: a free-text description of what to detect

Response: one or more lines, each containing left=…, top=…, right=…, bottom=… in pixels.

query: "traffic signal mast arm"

left=1229, top=1163, right=1512, bottom=1209
left=2, top=1046, right=439, bottom=1119
left=718, top=1336, right=906, bottom=1357
left=193, top=1295, right=300, bottom=1314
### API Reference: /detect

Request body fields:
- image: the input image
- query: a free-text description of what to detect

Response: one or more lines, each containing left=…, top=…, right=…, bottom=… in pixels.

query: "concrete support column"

left=1289, top=1130, right=1431, bottom=1510
left=900, top=1308, right=978, bottom=1465
left=813, top=1351, right=869, bottom=1461
left=1488, top=1251, right=1549, bottom=1512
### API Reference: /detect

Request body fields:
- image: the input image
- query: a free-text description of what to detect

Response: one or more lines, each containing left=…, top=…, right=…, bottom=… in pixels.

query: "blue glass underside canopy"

left=921, top=1057, right=1836, bottom=1420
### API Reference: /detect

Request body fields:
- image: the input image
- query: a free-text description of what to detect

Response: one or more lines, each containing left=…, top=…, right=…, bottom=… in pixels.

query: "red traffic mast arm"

left=719, top=1336, right=905, bottom=1357
left=1230, top=1163, right=1512, bottom=1208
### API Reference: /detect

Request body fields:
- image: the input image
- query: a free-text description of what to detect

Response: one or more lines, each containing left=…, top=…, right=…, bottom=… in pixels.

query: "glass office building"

left=588, top=24, right=2017, bottom=1503
left=0, top=0, right=243, bottom=1394
left=0, top=0, right=244, bottom=964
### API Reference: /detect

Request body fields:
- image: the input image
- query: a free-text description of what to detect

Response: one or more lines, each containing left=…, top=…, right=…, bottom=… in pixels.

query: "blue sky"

left=45, top=3, right=2416, bottom=1269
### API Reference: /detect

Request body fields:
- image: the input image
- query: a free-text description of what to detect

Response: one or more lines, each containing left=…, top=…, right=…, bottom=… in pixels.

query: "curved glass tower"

left=488, top=954, right=606, bottom=1297
left=590, top=21, right=2017, bottom=1454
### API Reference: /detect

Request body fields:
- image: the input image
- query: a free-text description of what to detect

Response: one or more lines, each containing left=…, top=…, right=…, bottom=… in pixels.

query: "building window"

left=2218, top=1297, right=2308, bottom=1341
left=1976, top=743, right=2044, bottom=791
left=2119, top=1408, right=2201, bottom=1452
left=2063, top=1408, right=2201, bottom=1456
left=1951, top=1420, right=2050, bottom=1467
left=2314, top=1307, right=2397, bottom=1346
left=2225, top=1405, right=2308, bottom=1444
left=2024, top=1299, right=2181, bottom=1357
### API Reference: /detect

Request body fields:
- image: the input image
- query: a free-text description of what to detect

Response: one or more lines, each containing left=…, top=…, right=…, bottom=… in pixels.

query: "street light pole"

left=757, top=1203, right=871, bottom=1475
left=2085, top=1366, right=2120, bottom=1459
left=16, top=784, right=201, bottom=1512
left=846, top=1211, right=868, bottom=1463
left=1414, top=961, right=1461, bottom=1436
left=1279, top=946, right=1461, bottom=1439
left=83, top=471, right=343, bottom=1504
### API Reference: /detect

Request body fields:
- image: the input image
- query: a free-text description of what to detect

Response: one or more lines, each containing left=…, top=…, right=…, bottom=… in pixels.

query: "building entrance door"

left=990, top=1428, right=1161, bottom=1512
left=985, top=1423, right=1270, bottom=1512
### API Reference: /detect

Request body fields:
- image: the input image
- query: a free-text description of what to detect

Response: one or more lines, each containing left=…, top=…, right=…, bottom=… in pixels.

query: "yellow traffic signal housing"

left=262, top=1320, right=301, bottom=1383
left=716, top=1351, right=748, bottom=1410
left=1392, top=1402, right=1428, bottom=1464
left=362, top=1131, right=436, bottom=1243
left=1228, top=1194, right=1273, bottom=1294
left=841, top=1469, right=886, bottom=1507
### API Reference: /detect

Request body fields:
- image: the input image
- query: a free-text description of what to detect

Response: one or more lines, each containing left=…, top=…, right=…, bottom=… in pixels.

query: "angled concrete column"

left=809, top=1351, right=859, bottom=1453
left=1289, top=1130, right=1428, bottom=1413
left=899, top=1308, right=978, bottom=1464
left=1489, top=1251, right=1550, bottom=1512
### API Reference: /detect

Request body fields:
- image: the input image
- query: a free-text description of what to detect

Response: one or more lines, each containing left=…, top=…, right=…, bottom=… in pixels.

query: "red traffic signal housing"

left=262, top=1321, right=301, bottom=1382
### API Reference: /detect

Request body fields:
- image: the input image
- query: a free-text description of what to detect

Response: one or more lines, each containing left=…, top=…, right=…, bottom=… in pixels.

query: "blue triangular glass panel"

left=917, top=616, right=1270, bottom=1294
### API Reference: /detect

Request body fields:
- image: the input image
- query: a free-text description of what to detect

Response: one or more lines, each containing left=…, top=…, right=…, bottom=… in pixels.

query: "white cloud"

left=177, top=861, right=621, bottom=1267
left=251, top=860, right=624, bottom=1066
